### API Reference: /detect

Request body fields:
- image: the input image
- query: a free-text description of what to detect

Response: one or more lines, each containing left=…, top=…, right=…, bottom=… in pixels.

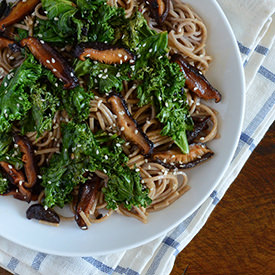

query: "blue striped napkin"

left=0, top=0, right=274, bottom=274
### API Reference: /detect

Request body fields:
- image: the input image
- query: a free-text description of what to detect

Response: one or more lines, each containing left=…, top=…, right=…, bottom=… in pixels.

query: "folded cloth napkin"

left=1, top=1, right=274, bottom=274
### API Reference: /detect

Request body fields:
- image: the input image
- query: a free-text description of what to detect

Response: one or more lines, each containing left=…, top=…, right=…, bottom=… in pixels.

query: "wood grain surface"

left=0, top=124, right=274, bottom=275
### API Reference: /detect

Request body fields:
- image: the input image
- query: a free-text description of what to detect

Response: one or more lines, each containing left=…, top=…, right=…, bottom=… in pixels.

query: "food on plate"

left=0, top=0, right=221, bottom=229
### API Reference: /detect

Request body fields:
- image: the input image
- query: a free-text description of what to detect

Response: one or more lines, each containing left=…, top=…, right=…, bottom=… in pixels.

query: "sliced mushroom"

left=145, top=0, right=170, bottom=25
left=187, top=116, right=211, bottom=143
left=153, top=143, right=214, bottom=169
left=107, top=94, right=154, bottom=155
left=75, top=175, right=103, bottom=230
left=20, top=37, right=78, bottom=89
left=0, top=0, right=40, bottom=32
left=75, top=42, right=135, bottom=64
left=171, top=54, right=222, bottom=103
left=26, top=204, right=60, bottom=224
left=0, top=161, right=32, bottom=202
left=14, top=134, right=37, bottom=188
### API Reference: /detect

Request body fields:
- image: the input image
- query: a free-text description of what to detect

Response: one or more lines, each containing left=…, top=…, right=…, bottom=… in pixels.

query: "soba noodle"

left=0, top=0, right=219, bottom=225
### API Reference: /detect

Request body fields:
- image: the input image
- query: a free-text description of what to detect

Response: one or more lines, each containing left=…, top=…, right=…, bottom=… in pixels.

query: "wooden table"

left=0, top=124, right=274, bottom=275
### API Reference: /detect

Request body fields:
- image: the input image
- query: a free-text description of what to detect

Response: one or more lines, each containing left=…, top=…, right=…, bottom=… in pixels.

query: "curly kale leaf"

left=74, top=59, right=130, bottom=93
left=42, top=122, right=151, bottom=209
left=38, top=0, right=125, bottom=44
left=0, top=55, right=39, bottom=133
left=0, top=132, right=23, bottom=171
left=20, top=86, right=60, bottom=135
left=0, top=174, right=8, bottom=195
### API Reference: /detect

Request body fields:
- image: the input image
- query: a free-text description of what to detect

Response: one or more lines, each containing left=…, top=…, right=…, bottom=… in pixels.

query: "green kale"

left=58, top=86, right=93, bottom=121
left=0, top=132, right=23, bottom=170
left=42, top=122, right=151, bottom=209
left=0, top=55, right=38, bottom=133
left=41, top=0, right=78, bottom=41
left=74, top=59, right=130, bottom=93
left=38, top=0, right=125, bottom=44
left=20, top=86, right=60, bottom=136
left=0, top=174, right=8, bottom=195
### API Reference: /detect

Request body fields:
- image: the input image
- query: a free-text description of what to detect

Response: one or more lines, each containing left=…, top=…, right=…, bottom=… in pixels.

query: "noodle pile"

left=0, top=0, right=219, bottom=226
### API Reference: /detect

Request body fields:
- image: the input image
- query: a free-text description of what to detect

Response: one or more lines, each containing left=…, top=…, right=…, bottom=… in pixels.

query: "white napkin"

left=1, top=1, right=275, bottom=274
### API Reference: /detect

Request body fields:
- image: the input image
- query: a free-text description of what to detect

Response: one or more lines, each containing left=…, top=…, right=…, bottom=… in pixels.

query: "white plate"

left=0, top=0, right=245, bottom=256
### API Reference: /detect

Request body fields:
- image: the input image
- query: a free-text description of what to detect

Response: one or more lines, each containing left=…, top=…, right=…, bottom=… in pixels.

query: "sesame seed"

left=40, top=40, right=45, bottom=44
left=124, top=55, right=128, bottom=60
left=194, top=87, right=198, bottom=91
left=196, top=102, right=200, bottom=106
left=120, top=127, right=125, bottom=131
left=46, top=60, right=50, bottom=64
left=48, top=181, right=52, bottom=184
left=44, top=206, right=48, bottom=210
left=55, top=83, right=58, bottom=87
left=103, top=169, right=107, bottom=173
left=4, top=82, right=7, bottom=87
left=116, top=143, right=121, bottom=147
left=118, top=53, right=122, bottom=57
left=38, top=175, right=42, bottom=179
left=53, top=68, right=57, bottom=72
left=116, top=72, right=121, bottom=77
left=51, top=58, right=56, bottom=63
left=19, top=180, right=23, bottom=185
left=96, top=149, right=99, bottom=155
left=149, top=48, right=152, bottom=53
left=54, top=17, right=58, bottom=21
left=98, top=74, right=103, bottom=78
left=142, top=43, right=146, bottom=47
left=165, top=102, right=169, bottom=107
left=200, top=137, right=205, bottom=141
left=38, top=34, right=43, bottom=37
left=135, top=129, right=138, bottom=134
left=6, top=156, right=9, bottom=160
left=141, top=180, right=145, bottom=183
left=145, top=159, right=148, bottom=163
left=70, top=72, right=74, bottom=77
left=104, top=155, right=108, bottom=160
left=8, top=165, right=13, bottom=169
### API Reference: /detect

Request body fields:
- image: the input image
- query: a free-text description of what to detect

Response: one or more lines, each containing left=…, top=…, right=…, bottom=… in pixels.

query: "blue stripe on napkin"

left=31, top=252, right=47, bottom=271
left=7, top=257, right=19, bottom=272
left=255, top=45, right=269, bottom=56
left=258, top=66, right=275, bottom=83
left=237, top=41, right=251, bottom=55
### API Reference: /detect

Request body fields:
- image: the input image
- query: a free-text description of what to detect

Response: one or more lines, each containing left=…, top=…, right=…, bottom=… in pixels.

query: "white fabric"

left=0, top=1, right=274, bottom=274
